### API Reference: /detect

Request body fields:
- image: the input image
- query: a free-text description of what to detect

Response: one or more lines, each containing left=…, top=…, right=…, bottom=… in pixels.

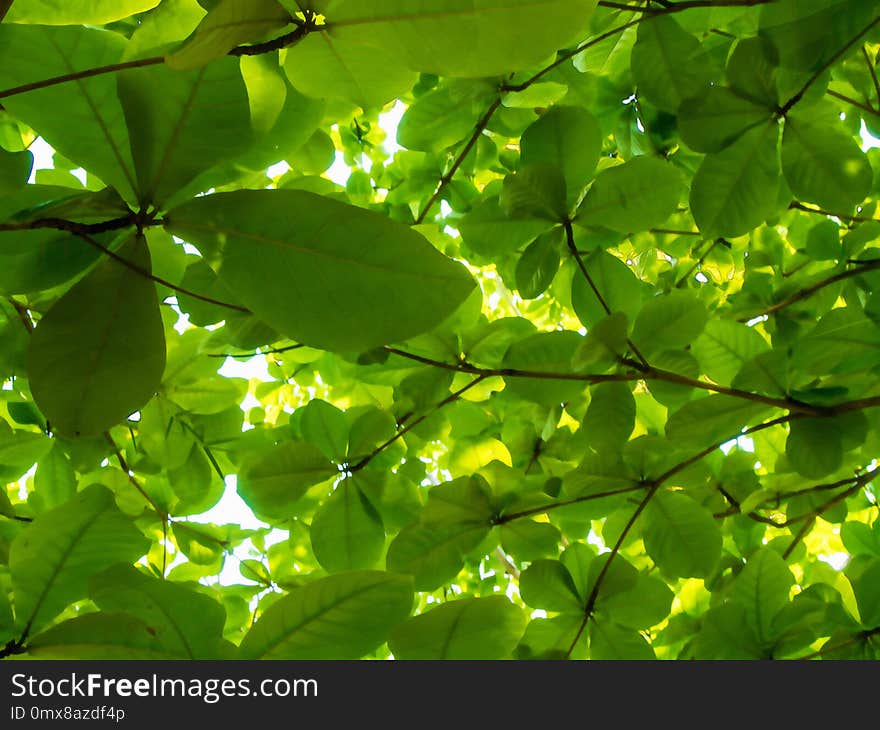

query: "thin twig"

left=415, top=97, right=502, bottom=224
left=779, top=14, right=880, bottom=116
left=349, top=374, right=488, bottom=472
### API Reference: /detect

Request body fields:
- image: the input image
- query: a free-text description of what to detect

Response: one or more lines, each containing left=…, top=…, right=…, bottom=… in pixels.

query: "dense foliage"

left=1, top=0, right=880, bottom=660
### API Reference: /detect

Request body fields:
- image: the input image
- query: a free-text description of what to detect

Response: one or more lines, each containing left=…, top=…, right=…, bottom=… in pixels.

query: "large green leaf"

left=25, top=613, right=178, bottom=659
left=691, top=319, right=769, bottom=386
left=9, top=485, right=149, bottom=635
left=237, top=441, right=336, bottom=521
left=690, top=120, right=781, bottom=238
left=166, top=0, right=292, bottom=70
left=631, top=291, right=707, bottom=357
left=577, top=156, right=683, bottom=233
left=520, top=105, right=602, bottom=206
left=782, top=110, right=873, bottom=213
left=6, top=0, right=160, bottom=24
left=678, top=88, right=773, bottom=153
left=118, top=57, right=253, bottom=206
left=631, top=15, right=714, bottom=112
left=642, top=490, right=722, bottom=579
left=89, top=564, right=228, bottom=658
left=238, top=570, right=413, bottom=659
left=666, top=395, right=771, bottom=448
left=388, top=596, right=526, bottom=659
left=283, top=31, right=417, bottom=109
left=583, top=382, right=635, bottom=454
left=731, top=548, right=794, bottom=645
left=288, top=0, right=598, bottom=78
left=165, top=189, right=476, bottom=352
left=570, top=250, right=645, bottom=328
left=0, top=25, right=138, bottom=200
left=785, top=417, right=842, bottom=479
left=310, top=478, right=385, bottom=573
left=27, top=237, right=166, bottom=438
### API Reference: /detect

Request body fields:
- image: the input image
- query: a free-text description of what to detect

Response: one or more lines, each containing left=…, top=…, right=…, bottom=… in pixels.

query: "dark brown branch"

left=349, top=374, right=488, bottom=473
left=0, top=214, right=135, bottom=236
left=207, top=344, right=304, bottom=359
left=495, top=483, right=647, bottom=524
left=827, top=88, right=880, bottom=117
left=0, top=56, right=164, bottom=101
left=740, top=258, right=880, bottom=320
left=227, top=23, right=310, bottom=56
left=0, top=22, right=315, bottom=101
left=779, top=14, right=880, bottom=116
left=415, top=97, right=502, bottom=224
left=789, top=200, right=877, bottom=224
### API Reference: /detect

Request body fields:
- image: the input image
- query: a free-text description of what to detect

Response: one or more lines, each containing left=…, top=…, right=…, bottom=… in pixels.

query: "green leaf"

left=299, top=399, right=348, bottom=461
left=642, top=490, right=722, bottom=579
left=731, top=548, right=794, bottom=645
left=284, top=32, right=417, bottom=109
left=690, top=121, right=781, bottom=239
left=237, top=441, right=335, bottom=521
left=631, top=15, right=714, bottom=112
left=782, top=111, right=873, bottom=213
left=583, top=382, right=635, bottom=454
left=292, top=0, right=598, bottom=78
left=520, top=105, right=602, bottom=205
left=118, top=57, right=253, bottom=206
left=7, top=0, right=160, bottom=24
left=590, top=619, right=655, bottom=659
left=26, top=613, right=177, bottom=659
left=0, top=25, right=138, bottom=200
left=9, top=485, right=149, bottom=635
left=502, top=330, right=586, bottom=405
left=691, top=319, right=769, bottom=386
left=397, top=81, right=495, bottom=153
left=570, top=250, right=645, bottom=328
left=501, top=164, right=568, bottom=221
left=631, top=291, right=707, bottom=357
left=725, top=37, right=780, bottom=108
left=678, top=87, right=772, bottom=153
left=90, top=564, right=228, bottom=658
left=166, top=0, right=291, bottom=70
left=500, top=519, right=561, bottom=562
left=389, top=595, right=526, bottom=659
left=695, top=603, right=763, bottom=659
left=166, top=189, right=476, bottom=352
left=519, top=559, right=582, bottom=613
left=848, top=556, right=880, bottom=628
left=577, top=156, right=683, bottom=233
left=459, top=197, right=551, bottom=257
left=600, top=573, right=674, bottom=630
left=32, top=443, right=77, bottom=511
left=666, top=395, right=771, bottom=448
left=311, top=479, right=385, bottom=573
left=239, top=570, right=413, bottom=659
left=27, top=237, right=166, bottom=438
left=0, top=149, right=33, bottom=194
left=785, top=417, right=842, bottom=479
left=386, top=476, right=495, bottom=590
left=515, top=227, right=563, bottom=299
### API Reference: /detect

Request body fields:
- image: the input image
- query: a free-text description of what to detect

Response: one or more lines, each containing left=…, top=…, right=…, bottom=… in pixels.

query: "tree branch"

left=415, top=97, right=502, bottom=224
left=779, top=14, right=880, bottom=116
left=740, top=258, right=880, bottom=320
left=349, top=374, right=488, bottom=473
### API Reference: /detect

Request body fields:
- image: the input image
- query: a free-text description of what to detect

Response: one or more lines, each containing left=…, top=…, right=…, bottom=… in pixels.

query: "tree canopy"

left=1, top=0, right=880, bottom=660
